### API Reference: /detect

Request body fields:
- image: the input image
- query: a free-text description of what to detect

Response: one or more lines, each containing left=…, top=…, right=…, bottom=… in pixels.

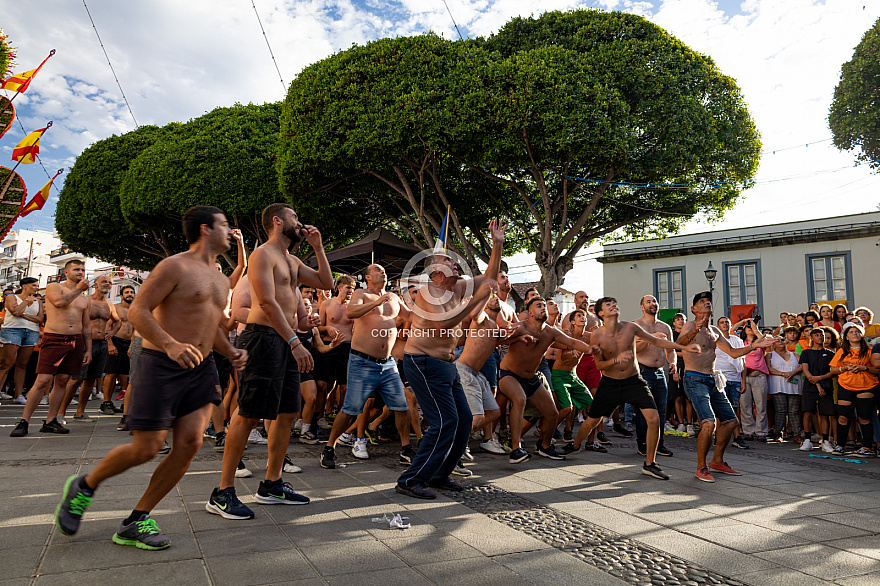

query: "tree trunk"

left=536, top=253, right=575, bottom=299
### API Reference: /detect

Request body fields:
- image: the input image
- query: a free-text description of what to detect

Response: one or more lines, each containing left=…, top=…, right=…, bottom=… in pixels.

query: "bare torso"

left=499, top=322, right=556, bottom=378
left=552, top=327, right=588, bottom=371
left=113, top=302, right=134, bottom=339
left=322, top=298, right=353, bottom=342
left=405, top=283, right=465, bottom=361
left=458, top=311, right=505, bottom=372
left=86, top=295, right=113, bottom=341
left=350, top=290, right=403, bottom=359
left=591, top=322, right=641, bottom=379
left=633, top=317, right=672, bottom=368
left=680, top=324, right=720, bottom=375
left=45, top=282, right=90, bottom=336
left=246, top=247, right=298, bottom=330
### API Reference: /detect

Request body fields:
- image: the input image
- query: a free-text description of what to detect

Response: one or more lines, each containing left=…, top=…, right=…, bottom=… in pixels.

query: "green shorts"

left=551, top=369, right=593, bottom=410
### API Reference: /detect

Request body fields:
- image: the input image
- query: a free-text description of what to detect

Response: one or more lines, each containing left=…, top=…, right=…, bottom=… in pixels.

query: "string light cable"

left=250, top=0, right=286, bottom=91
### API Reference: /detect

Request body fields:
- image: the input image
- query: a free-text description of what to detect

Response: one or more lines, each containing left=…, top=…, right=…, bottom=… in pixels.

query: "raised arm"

left=634, top=322, right=699, bottom=353
left=467, top=219, right=505, bottom=291
left=227, top=229, right=248, bottom=289
left=424, top=280, right=497, bottom=330
left=295, top=226, right=333, bottom=290
left=550, top=327, right=592, bottom=354
left=46, top=280, right=89, bottom=308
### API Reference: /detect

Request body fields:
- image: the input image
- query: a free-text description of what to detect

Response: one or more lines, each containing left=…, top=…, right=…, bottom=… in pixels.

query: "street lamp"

left=704, top=262, right=717, bottom=324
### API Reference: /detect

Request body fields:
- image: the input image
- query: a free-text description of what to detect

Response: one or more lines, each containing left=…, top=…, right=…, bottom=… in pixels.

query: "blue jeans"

left=539, top=359, right=554, bottom=394
left=341, top=353, right=408, bottom=416
left=683, top=371, right=738, bottom=423
left=480, top=350, right=500, bottom=390
left=398, top=354, right=472, bottom=487
left=724, top=380, right=742, bottom=408
left=636, top=366, right=667, bottom=448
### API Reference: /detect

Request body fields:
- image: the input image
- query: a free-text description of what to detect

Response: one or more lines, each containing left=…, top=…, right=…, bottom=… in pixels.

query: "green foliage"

left=830, top=18, right=880, bottom=169
left=0, top=29, right=15, bottom=77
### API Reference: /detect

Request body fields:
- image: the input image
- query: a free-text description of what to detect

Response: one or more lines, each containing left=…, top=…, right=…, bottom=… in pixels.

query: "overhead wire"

left=250, top=0, right=286, bottom=91
left=441, top=0, right=465, bottom=40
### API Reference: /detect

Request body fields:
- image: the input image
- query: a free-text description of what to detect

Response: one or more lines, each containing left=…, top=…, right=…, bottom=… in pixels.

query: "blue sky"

left=2, top=0, right=878, bottom=292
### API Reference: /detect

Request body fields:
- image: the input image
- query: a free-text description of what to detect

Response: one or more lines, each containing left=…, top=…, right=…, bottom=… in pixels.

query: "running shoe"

left=10, top=419, right=27, bottom=437
left=558, top=442, right=580, bottom=455
left=214, top=431, right=226, bottom=451
left=731, top=437, right=749, bottom=450
left=320, top=445, right=336, bottom=469
left=461, top=446, right=474, bottom=462
left=337, top=432, right=355, bottom=447
left=676, top=424, right=687, bottom=433
left=509, top=447, right=531, bottom=464
left=395, top=482, right=436, bottom=500
left=100, top=401, right=122, bottom=415
left=299, top=431, right=319, bottom=445
left=248, top=429, right=268, bottom=445
left=832, top=444, right=845, bottom=455
left=399, top=444, right=416, bottom=465
left=596, top=432, right=612, bottom=445
left=364, top=427, right=380, bottom=445
left=55, top=475, right=93, bottom=535
left=536, top=443, right=566, bottom=460
left=451, top=461, right=473, bottom=476
left=0, top=391, right=11, bottom=400
left=637, top=444, right=647, bottom=457
left=856, top=447, right=876, bottom=458
left=13, top=394, right=26, bottom=405
left=254, top=480, right=310, bottom=505
left=757, top=435, right=768, bottom=443
left=117, top=416, right=128, bottom=432
left=695, top=467, right=715, bottom=483
left=799, top=438, right=813, bottom=452
left=72, top=414, right=94, bottom=422
left=293, top=418, right=303, bottom=434
left=821, top=440, right=834, bottom=453
left=158, top=441, right=170, bottom=455
left=40, top=418, right=70, bottom=434
left=708, top=461, right=742, bottom=476
left=613, top=423, right=633, bottom=438
left=203, top=421, right=216, bottom=439
left=656, top=445, right=673, bottom=457
left=428, top=477, right=463, bottom=492
left=112, top=514, right=170, bottom=550
left=584, top=441, right=608, bottom=453
left=235, top=460, right=253, bottom=478
left=39, top=395, right=48, bottom=405
left=642, top=463, right=670, bottom=480
left=563, top=430, right=574, bottom=442
left=479, top=437, right=506, bottom=455
left=283, top=454, right=302, bottom=474
left=686, top=424, right=696, bottom=437
left=316, top=417, right=331, bottom=430
left=664, top=422, right=675, bottom=432
left=206, top=487, right=255, bottom=520
left=352, top=437, right=369, bottom=459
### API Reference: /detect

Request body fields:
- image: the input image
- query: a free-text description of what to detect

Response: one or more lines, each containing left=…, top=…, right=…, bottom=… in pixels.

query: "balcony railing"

left=50, top=246, right=72, bottom=259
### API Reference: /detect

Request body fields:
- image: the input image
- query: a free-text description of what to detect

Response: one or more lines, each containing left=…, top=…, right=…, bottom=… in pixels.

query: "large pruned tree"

left=830, top=17, right=880, bottom=169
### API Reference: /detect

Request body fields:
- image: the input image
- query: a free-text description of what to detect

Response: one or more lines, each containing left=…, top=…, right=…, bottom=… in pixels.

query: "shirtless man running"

left=320, top=264, right=414, bottom=468
left=208, top=203, right=332, bottom=519
left=101, top=284, right=136, bottom=415
left=11, top=260, right=92, bottom=436
left=54, top=206, right=247, bottom=549
left=395, top=220, right=504, bottom=500
left=676, top=292, right=772, bottom=483
left=633, top=295, right=675, bottom=458
left=564, top=297, right=700, bottom=480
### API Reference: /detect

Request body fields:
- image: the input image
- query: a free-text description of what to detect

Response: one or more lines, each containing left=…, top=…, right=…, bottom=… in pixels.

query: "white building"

left=599, top=212, right=880, bottom=324
left=0, top=229, right=62, bottom=290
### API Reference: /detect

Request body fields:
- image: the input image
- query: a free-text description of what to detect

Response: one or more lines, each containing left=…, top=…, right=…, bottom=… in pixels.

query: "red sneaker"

left=708, top=461, right=742, bottom=476
left=695, top=467, right=715, bottom=483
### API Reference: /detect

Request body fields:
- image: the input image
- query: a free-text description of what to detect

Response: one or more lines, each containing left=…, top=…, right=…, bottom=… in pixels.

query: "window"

left=653, top=267, right=685, bottom=310
left=806, top=253, right=852, bottom=306
left=723, top=260, right=763, bottom=316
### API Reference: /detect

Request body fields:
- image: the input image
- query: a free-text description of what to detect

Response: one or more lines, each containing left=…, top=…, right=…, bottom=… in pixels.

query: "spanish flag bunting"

left=11, top=124, right=51, bottom=165
left=0, top=50, right=55, bottom=95
left=20, top=169, right=62, bottom=217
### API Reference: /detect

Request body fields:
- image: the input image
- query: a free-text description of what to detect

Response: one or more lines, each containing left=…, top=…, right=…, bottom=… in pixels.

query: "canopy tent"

left=308, top=228, right=423, bottom=279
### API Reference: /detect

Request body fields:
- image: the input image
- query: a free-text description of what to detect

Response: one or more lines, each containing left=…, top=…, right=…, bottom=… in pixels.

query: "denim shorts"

left=341, top=352, right=408, bottom=416
left=0, top=327, right=40, bottom=347
left=683, top=371, right=738, bottom=423
left=724, top=380, right=742, bottom=407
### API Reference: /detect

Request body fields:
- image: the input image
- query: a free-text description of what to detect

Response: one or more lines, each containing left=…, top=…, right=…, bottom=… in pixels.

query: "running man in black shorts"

left=563, top=297, right=700, bottom=480
left=54, top=206, right=247, bottom=550
left=208, top=203, right=333, bottom=520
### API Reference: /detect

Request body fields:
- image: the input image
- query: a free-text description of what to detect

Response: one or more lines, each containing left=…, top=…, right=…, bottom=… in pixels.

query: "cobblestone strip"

left=450, top=483, right=744, bottom=586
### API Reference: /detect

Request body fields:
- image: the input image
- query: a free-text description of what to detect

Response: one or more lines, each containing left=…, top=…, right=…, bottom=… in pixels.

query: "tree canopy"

left=830, top=18, right=880, bottom=169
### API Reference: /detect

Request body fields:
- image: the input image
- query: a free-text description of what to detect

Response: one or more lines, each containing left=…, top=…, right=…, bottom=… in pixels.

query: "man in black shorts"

left=800, top=328, right=836, bottom=452
left=101, top=284, right=136, bottom=415
left=53, top=206, right=247, bottom=550
left=208, top=203, right=332, bottom=520
left=563, top=297, right=700, bottom=480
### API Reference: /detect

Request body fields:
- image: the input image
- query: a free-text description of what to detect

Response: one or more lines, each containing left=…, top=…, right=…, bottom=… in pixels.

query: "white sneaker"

left=352, top=437, right=369, bottom=459
left=317, top=417, right=331, bottom=430
left=293, top=419, right=303, bottom=433
left=664, top=422, right=675, bottom=432
left=461, top=446, right=474, bottom=462
left=576, top=413, right=585, bottom=423
left=248, top=429, right=268, bottom=445
left=799, top=438, right=813, bottom=451
left=235, top=460, right=252, bottom=478
left=13, top=395, right=26, bottom=405
left=337, top=432, right=355, bottom=446
left=676, top=424, right=686, bottom=433
left=283, top=454, right=302, bottom=474
left=69, top=398, right=78, bottom=405
left=480, top=438, right=507, bottom=455
left=821, top=440, right=835, bottom=453
left=0, top=391, right=12, bottom=400
left=603, top=417, right=613, bottom=427
left=686, top=424, right=696, bottom=437
left=39, top=395, right=48, bottom=405
left=811, top=433, right=821, bottom=444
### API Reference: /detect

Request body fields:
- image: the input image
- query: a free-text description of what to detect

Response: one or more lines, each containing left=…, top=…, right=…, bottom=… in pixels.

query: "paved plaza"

left=3, top=404, right=880, bottom=586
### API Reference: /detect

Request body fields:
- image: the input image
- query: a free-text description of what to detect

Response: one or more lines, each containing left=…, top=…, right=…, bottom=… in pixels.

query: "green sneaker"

left=364, top=427, right=379, bottom=445
left=112, top=514, right=170, bottom=550
left=55, top=475, right=93, bottom=536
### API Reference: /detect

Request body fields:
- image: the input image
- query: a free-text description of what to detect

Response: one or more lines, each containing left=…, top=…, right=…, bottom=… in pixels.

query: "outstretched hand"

left=489, top=218, right=506, bottom=244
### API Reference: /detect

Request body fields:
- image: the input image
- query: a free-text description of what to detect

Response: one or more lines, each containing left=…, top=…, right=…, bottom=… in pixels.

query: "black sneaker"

left=206, top=487, right=255, bottom=520
left=596, top=432, right=612, bottom=445
left=55, top=475, right=93, bottom=535
left=320, top=445, right=335, bottom=469
left=558, top=442, right=581, bottom=455
left=536, top=443, right=566, bottom=460
left=428, top=477, right=463, bottom=492
left=642, top=462, right=670, bottom=480
left=364, top=427, right=380, bottom=445
left=394, top=482, right=436, bottom=500
left=40, top=418, right=70, bottom=434
left=112, top=514, right=170, bottom=550
left=563, top=430, right=573, bottom=442
left=509, top=447, right=532, bottom=464
left=613, top=424, right=633, bottom=438
left=637, top=444, right=647, bottom=457
left=399, top=444, right=416, bottom=465
left=10, top=419, right=27, bottom=437
left=254, top=480, right=310, bottom=505
left=99, top=401, right=116, bottom=415
left=731, top=436, right=749, bottom=450
left=656, top=445, right=673, bottom=457
left=214, top=431, right=226, bottom=451
left=299, top=431, right=319, bottom=445
left=116, top=415, right=128, bottom=432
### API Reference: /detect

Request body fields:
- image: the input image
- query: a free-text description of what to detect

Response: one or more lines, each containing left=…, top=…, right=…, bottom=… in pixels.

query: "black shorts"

left=104, top=337, right=131, bottom=375
left=127, top=348, right=221, bottom=431
left=214, top=352, right=232, bottom=391
left=588, top=374, right=657, bottom=419
left=666, top=356, right=685, bottom=401
left=802, top=386, right=835, bottom=416
left=315, top=342, right=351, bottom=386
left=237, top=324, right=301, bottom=420
left=500, top=369, right=543, bottom=399
left=397, top=359, right=409, bottom=388
left=74, top=339, right=108, bottom=380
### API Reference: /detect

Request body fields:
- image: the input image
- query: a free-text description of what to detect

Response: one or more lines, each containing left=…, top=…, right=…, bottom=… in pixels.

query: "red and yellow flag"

left=11, top=126, right=49, bottom=165
left=20, top=169, right=62, bottom=217
left=1, top=50, right=55, bottom=94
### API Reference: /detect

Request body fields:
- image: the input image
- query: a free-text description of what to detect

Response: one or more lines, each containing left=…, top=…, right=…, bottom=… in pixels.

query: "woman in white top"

left=767, top=338, right=803, bottom=441
left=0, top=278, right=44, bottom=404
